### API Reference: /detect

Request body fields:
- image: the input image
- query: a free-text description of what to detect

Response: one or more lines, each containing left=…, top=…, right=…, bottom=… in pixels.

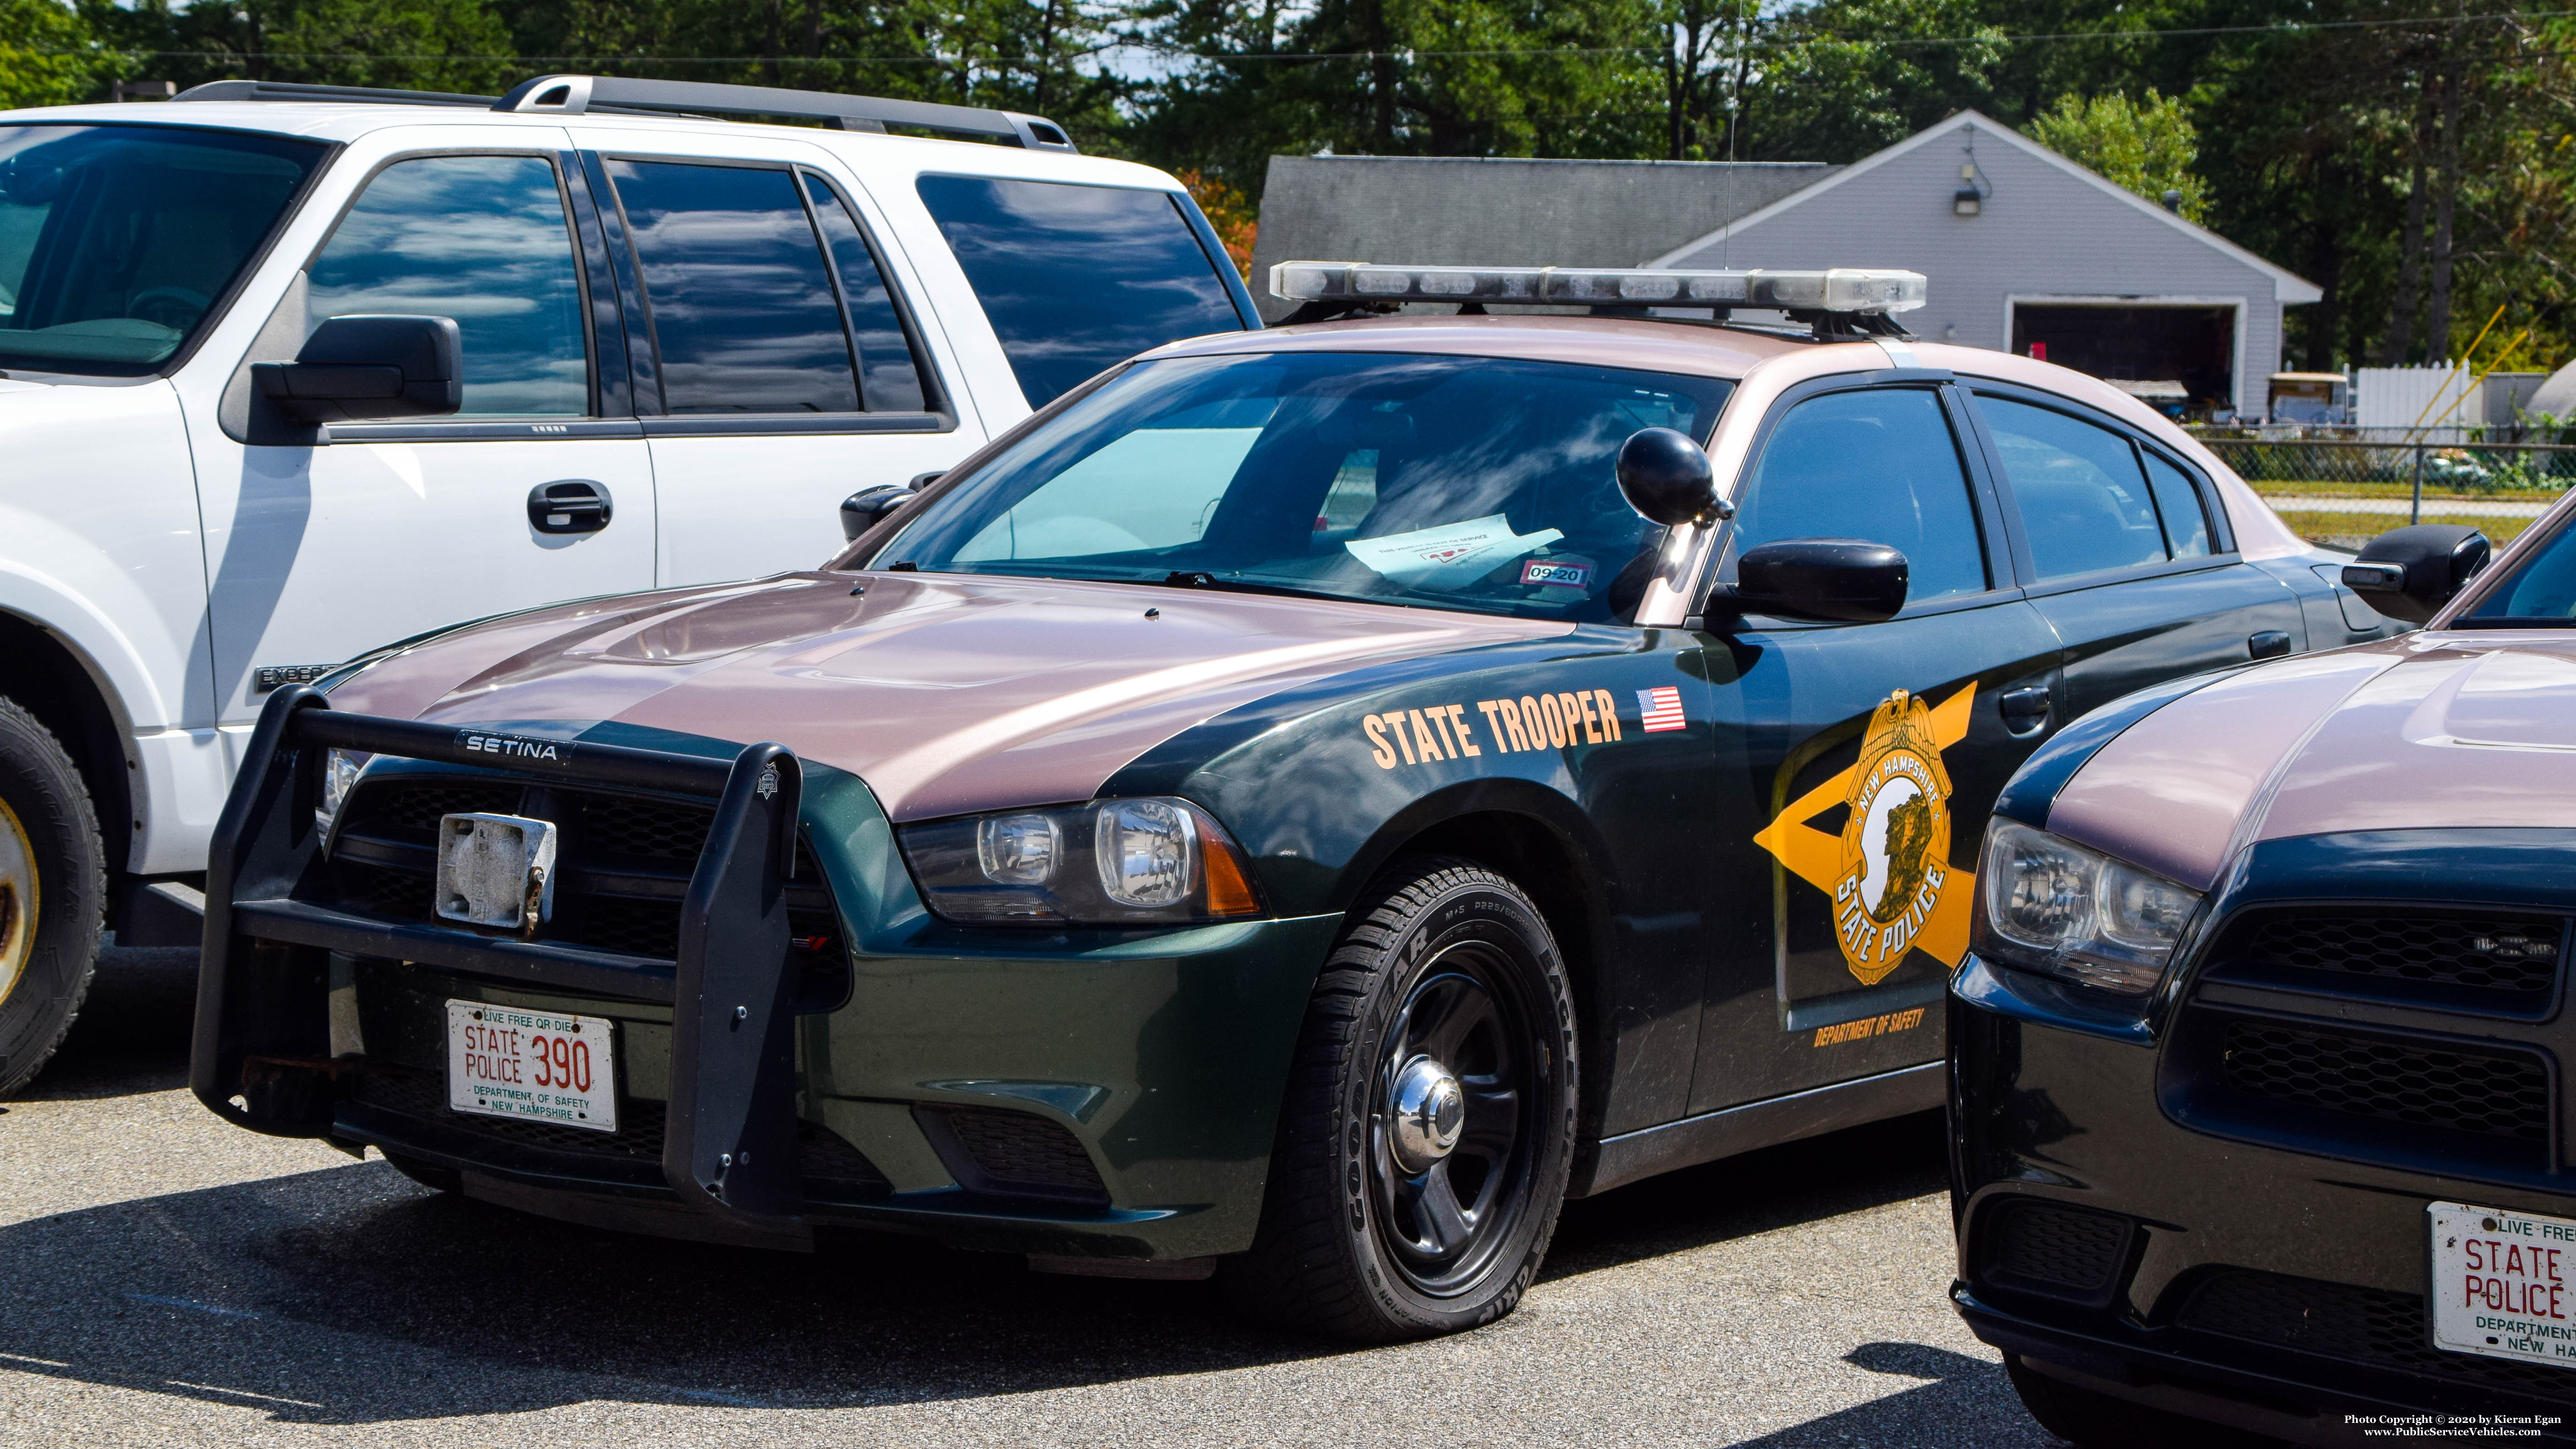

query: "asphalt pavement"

left=0, top=947, right=2061, bottom=1448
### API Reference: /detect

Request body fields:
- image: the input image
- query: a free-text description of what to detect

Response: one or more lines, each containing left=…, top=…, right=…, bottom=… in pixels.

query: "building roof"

left=1645, top=111, right=2323, bottom=305
left=1245, top=154, right=1838, bottom=321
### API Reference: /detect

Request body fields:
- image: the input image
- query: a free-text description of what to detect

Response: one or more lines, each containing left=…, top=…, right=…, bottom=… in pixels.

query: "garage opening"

left=2010, top=304, right=2237, bottom=417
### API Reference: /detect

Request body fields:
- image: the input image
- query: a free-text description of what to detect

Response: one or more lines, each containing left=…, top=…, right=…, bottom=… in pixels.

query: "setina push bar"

left=190, top=683, right=813, bottom=1227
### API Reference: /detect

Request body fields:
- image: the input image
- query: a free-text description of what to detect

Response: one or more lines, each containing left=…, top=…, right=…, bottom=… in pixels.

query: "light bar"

left=1271, top=261, right=1928, bottom=315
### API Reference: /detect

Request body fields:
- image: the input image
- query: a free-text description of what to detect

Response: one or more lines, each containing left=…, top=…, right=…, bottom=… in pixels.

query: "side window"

left=799, top=171, right=928, bottom=413
left=914, top=175, right=1243, bottom=409
left=1979, top=396, right=2171, bottom=580
left=1727, top=388, right=1990, bottom=603
left=605, top=159, right=856, bottom=414
left=2141, top=448, right=2214, bottom=558
left=307, top=154, right=587, bottom=416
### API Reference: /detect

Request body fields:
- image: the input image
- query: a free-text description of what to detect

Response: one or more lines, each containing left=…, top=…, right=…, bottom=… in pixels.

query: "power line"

left=34, top=7, right=2576, bottom=67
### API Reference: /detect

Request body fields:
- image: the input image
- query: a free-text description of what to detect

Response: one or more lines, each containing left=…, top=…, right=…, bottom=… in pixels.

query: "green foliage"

left=2024, top=89, right=2207, bottom=220
left=0, top=0, right=125, bottom=108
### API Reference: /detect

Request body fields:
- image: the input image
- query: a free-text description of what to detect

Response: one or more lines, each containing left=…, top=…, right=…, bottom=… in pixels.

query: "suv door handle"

left=529, top=480, right=613, bottom=535
left=1998, top=685, right=2051, bottom=735
left=2248, top=630, right=2294, bottom=660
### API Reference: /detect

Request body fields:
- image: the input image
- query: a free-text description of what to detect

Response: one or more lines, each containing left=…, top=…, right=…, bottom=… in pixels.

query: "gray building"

left=1250, top=111, right=2322, bottom=418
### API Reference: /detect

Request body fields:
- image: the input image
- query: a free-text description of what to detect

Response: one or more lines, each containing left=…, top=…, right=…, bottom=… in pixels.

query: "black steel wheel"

left=0, top=695, right=102, bottom=1097
left=1225, top=857, right=1577, bottom=1340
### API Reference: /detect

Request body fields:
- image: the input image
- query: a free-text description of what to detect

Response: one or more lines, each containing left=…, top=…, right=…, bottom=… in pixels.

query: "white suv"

left=0, top=75, right=1258, bottom=1090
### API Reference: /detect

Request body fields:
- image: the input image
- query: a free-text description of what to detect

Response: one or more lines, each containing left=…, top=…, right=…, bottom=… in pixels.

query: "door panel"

left=1969, top=388, right=2307, bottom=722
left=1685, top=381, right=2064, bottom=1112
left=186, top=145, right=656, bottom=724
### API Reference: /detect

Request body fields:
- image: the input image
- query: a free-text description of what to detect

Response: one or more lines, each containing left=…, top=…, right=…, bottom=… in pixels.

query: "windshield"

left=873, top=351, right=1734, bottom=623
left=2461, top=513, right=2576, bottom=626
left=0, top=124, right=323, bottom=377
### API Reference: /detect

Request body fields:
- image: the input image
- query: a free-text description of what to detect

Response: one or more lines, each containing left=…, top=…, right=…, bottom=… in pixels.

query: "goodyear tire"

left=0, top=695, right=104, bottom=1097
left=1226, top=858, right=1578, bottom=1340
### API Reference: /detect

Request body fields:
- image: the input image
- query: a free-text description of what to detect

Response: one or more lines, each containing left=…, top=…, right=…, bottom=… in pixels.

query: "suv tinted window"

left=1727, top=388, right=1989, bottom=602
left=800, top=171, right=927, bottom=413
left=0, top=124, right=321, bottom=377
left=308, top=154, right=587, bottom=417
left=607, top=159, right=857, bottom=414
left=1981, top=396, right=2174, bottom=580
left=915, top=175, right=1242, bottom=408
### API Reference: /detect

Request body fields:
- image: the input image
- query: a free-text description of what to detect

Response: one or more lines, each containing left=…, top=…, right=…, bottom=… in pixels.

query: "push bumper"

left=194, top=688, right=1337, bottom=1261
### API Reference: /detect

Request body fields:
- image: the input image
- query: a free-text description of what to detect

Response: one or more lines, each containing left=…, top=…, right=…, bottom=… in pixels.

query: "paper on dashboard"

left=1345, top=515, right=1564, bottom=591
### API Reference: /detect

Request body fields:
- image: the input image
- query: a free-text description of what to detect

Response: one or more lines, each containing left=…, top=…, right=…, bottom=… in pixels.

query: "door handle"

left=1998, top=685, right=2051, bottom=735
left=2248, top=630, right=2294, bottom=660
left=529, top=479, right=613, bottom=535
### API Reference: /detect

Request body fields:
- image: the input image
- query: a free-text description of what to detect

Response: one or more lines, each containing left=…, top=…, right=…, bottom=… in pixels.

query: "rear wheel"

left=1225, top=858, right=1577, bottom=1340
left=0, top=696, right=103, bottom=1097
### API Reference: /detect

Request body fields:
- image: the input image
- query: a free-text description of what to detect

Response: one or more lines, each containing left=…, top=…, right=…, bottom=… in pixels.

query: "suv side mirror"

left=253, top=315, right=461, bottom=423
left=1615, top=427, right=1732, bottom=528
left=1712, top=539, right=1910, bottom=623
left=2341, top=524, right=2491, bottom=624
left=840, top=484, right=916, bottom=540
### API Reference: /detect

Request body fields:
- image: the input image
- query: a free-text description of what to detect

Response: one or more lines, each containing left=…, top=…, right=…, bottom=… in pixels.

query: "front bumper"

left=1951, top=951, right=2576, bottom=1443
left=193, top=689, right=1337, bottom=1261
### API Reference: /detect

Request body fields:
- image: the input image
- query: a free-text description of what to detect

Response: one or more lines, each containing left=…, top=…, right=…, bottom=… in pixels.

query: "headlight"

left=316, top=748, right=368, bottom=837
left=1976, top=820, right=2201, bottom=995
left=900, top=797, right=1263, bottom=925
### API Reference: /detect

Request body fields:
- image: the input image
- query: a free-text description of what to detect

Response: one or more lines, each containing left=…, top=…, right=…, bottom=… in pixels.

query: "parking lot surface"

left=0, top=949, right=2056, bottom=1449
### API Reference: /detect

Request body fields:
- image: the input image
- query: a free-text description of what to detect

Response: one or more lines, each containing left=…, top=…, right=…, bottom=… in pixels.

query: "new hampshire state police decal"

left=1752, top=684, right=1979, bottom=988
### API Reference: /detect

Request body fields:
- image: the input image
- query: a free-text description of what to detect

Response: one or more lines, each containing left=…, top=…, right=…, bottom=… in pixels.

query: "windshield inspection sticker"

left=1346, top=515, right=1564, bottom=591
left=1520, top=558, right=1592, bottom=590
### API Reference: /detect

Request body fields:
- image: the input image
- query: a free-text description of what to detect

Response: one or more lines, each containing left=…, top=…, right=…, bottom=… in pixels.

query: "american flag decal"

left=1636, top=686, right=1687, bottom=733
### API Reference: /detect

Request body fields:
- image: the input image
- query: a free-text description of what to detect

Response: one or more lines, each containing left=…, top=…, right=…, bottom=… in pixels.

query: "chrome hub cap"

left=0, top=795, right=35, bottom=1010
left=1388, top=1055, right=1466, bottom=1172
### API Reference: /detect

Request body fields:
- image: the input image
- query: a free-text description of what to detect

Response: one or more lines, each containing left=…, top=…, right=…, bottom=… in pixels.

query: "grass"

left=2246, top=479, right=2569, bottom=502
left=2270, top=509, right=2541, bottom=546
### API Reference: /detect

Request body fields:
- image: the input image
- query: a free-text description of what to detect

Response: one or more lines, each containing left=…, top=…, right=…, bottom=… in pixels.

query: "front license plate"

left=444, top=999, right=617, bottom=1133
left=2430, top=1201, right=2576, bottom=1368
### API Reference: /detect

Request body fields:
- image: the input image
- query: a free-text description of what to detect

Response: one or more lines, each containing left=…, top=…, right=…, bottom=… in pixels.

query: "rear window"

left=916, top=175, right=1243, bottom=408
left=0, top=124, right=323, bottom=377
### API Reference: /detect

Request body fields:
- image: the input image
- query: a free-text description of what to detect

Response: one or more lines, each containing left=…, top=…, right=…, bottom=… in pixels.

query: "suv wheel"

left=1226, top=858, right=1577, bottom=1340
left=0, top=696, right=104, bottom=1096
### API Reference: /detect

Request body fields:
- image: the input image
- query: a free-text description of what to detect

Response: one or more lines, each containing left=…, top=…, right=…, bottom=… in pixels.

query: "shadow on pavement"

left=1734, top=1344, right=2037, bottom=1447
left=5, top=949, right=1972, bottom=1428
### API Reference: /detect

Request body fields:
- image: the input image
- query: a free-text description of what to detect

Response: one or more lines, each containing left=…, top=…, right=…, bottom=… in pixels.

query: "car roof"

left=1142, top=313, right=1847, bottom=382
left=0, top=102, right=1184, bottom=187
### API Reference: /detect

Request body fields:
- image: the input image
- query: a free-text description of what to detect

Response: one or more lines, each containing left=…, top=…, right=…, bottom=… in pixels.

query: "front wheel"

left=0, top=696, right=104, bottom=1097
left=1226, top=858, right=1578, bottom=1340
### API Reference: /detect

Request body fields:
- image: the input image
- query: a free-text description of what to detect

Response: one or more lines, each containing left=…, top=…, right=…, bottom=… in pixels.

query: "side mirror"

left=1714, top=539, right=1910, bottom=623
left=2341, top=524, right=2490, bottom=625
left=252, top=315, right=462, bottom=423
left=840, top=485, right=916, bottom=541
left=1616, top=427, right=1731, bottom=528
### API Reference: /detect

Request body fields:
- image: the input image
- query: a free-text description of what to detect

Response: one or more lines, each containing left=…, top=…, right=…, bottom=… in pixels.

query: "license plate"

left=2430, top=1201, right=2576, bottom=1368
left=444, top=999, right=617, bottom=1132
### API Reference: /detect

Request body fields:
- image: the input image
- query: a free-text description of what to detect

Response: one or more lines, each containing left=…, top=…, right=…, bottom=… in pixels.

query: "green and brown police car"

left=193, top=262, right=2390, bottom=1340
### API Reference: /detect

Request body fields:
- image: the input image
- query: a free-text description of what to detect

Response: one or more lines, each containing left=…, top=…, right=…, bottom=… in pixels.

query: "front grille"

left=2177, top=1268, right=2576, bottom=1400
left=1977, top=1198, right=2132, bottom=1304
left=321, top=775, right=848, bottom=1009
left=2221, top=1021, right=2550, bottom=1142
left=2215, top=912, right=2564, bottom=1006
left=920, top=1104, right=1110, bottom=1205
left=354, top=1066, right=891, bottom=1202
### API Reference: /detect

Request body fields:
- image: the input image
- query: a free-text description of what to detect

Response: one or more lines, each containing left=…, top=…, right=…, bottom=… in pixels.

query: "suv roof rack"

left=172, top=75, right=1078, bottom=153
left=1269, top=260, right=1924, bottom=339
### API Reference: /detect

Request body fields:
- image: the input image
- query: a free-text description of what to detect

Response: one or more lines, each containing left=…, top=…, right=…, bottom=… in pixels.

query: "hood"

left=2044, top=632, right=2576, bottom=891
left=330, top=571, right=1571, bottom=821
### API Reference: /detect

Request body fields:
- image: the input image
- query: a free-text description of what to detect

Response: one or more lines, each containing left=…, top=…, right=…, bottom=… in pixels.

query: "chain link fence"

left=2184, top=435, right=2576, bottom=548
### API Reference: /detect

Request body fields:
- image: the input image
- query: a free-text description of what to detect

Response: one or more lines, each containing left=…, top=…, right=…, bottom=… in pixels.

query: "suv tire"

left=1225, top=858, right=1578, bottom=1340
left=0, top=696, right=104, bottom=1096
